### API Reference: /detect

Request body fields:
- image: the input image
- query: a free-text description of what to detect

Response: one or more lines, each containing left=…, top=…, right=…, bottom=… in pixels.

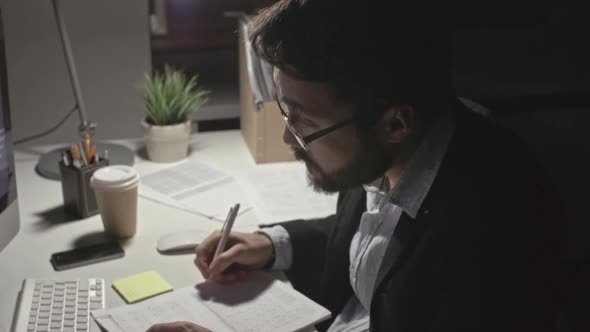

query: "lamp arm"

left=50, top=0, right=96, bottom=137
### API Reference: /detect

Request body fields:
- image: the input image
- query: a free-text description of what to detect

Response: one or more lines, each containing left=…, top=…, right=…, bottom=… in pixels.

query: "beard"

left=293, top=130, right=396, bottom=193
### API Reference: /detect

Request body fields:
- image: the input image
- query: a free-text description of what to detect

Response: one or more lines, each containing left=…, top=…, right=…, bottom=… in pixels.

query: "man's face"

left=275, top=70, right=396, bottom=193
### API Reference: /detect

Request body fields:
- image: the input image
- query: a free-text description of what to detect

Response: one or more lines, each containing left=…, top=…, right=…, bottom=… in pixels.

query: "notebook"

left=111, top=271, right=174, bottom=304
left=92, top=271, right=331, bottom=332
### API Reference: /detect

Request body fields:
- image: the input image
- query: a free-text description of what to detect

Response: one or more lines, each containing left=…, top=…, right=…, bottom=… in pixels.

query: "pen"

left=213, top=203, right=240, bottom=259
left=61, top=151, right=70, bottom=167
left=78, top=143, right=88, bottom=166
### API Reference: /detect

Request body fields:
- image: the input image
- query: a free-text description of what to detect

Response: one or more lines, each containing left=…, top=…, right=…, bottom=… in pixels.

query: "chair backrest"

left=478, top=104, right=590, bottom=332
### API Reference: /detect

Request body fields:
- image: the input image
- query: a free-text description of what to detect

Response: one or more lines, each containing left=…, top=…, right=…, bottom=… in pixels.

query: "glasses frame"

left=276, top=98, right=354, bottom=150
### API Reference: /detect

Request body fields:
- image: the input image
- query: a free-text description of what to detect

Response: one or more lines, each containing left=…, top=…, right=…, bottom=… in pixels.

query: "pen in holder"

left=59, top=141, right=109, bottom=218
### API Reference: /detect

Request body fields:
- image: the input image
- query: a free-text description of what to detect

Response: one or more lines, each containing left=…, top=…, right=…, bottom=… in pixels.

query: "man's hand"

left=195, top=231, right=274, bottom=282
left=146, top=321, right=211, bottom=332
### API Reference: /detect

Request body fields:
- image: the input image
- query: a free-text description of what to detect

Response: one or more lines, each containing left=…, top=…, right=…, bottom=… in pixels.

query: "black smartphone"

left=50, top=241, right=125, bottom=271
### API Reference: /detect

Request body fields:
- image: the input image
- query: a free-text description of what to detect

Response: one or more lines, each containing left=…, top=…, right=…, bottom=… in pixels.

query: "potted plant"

left=140, top=65, right=209, bottom=162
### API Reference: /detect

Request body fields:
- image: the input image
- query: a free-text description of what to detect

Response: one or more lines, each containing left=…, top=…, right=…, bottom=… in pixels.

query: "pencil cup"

left=90, top=165, right=140, bottom=239
left=59, top=158, right=109, bottom=219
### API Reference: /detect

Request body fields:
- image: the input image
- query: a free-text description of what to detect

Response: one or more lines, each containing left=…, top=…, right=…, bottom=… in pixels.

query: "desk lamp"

left=36, top=0, right=134, bottom=180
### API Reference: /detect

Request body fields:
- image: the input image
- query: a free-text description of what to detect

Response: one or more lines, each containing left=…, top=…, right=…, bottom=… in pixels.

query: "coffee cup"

left=90, top=165, right=140, bottom=238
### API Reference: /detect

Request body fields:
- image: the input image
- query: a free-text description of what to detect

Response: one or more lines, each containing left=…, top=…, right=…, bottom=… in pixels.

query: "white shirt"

left=261, top=111, right=456, bottom=332
left=328, top=184, right=401, bottom=332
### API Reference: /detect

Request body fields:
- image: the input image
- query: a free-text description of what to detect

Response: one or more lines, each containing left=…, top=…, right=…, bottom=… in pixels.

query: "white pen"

left=213, top=203, right=240, bottom=259
left=78, top=143, right=88, bottom=167
left=61, top=151, right=70, bottom=167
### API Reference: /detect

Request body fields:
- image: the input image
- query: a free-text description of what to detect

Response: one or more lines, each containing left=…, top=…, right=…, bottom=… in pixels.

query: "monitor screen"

left=0, top=8, right=20, bottom=252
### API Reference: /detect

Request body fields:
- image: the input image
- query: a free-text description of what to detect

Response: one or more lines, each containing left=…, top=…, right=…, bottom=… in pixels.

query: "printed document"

left=238, top=162, right=337, bottom=224
left=92, top=272, right=330, bottom=332
left=139, top=160, right=251, bottom=221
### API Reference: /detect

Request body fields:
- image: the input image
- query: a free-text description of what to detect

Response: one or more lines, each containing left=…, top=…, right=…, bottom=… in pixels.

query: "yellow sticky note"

left=112, top=271, right=174, bottom=304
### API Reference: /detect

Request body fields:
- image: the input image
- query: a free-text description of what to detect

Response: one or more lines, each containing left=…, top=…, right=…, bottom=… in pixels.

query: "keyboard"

left=12, top=278, right=105, bottom=332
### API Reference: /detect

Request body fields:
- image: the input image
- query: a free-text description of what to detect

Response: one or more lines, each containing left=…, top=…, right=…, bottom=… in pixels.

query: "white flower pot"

left=142, top=119, right=192, bottom=163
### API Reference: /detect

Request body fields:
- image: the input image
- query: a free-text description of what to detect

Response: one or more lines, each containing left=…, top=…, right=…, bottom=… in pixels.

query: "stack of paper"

left=240, top=16, right=275, bottom=105
left=92, top=272, right=331, bottom=332
left=139, top=159, right=337, bottom=225
left=139, top=160, right=251, bottom=221
left=238, top=162, right=337, bottom=224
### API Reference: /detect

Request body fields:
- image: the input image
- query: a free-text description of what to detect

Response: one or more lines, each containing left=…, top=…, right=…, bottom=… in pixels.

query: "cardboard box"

left=238, top=20, right=294, bottom=164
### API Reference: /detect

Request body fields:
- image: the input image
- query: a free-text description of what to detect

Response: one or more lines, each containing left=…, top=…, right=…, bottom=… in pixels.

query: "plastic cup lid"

left=91, top=165, right=139, bottom=191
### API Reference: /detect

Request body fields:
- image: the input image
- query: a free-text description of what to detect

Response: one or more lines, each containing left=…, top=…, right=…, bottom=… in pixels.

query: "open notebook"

left=91, top=272, right=331, bottom=332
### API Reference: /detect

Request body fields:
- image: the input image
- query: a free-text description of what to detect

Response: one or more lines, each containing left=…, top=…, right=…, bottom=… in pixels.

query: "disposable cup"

left=90, top=165, right=140, bottom=238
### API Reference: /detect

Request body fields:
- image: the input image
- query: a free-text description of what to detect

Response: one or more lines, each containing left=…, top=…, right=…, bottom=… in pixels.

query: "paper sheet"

left=92, top=272, right=330, bottom=332
left=237, top=162, right=338, bottom=224
left=139, top=160, right=251, bottom=221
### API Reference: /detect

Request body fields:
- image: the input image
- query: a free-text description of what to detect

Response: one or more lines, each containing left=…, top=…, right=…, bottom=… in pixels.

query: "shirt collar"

left=384, top=111, right=456, bottom=218
left=362, top=177, right=385, bottom=194
left=362, top=177, right=387, bottom=212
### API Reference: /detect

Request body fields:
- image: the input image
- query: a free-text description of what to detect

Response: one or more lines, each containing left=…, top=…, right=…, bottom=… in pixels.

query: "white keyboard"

left=12, top=278, right=105, bottom=332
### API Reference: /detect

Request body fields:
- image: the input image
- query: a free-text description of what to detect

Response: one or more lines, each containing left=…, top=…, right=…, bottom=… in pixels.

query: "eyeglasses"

left=277, top=98, right=354, bottom=151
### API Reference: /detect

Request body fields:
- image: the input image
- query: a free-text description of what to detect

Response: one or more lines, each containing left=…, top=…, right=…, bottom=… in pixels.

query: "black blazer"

left=279, top=105, right=566, bottom=332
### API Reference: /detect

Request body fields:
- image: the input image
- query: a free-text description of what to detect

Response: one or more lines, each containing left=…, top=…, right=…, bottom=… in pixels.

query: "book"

left=93, top=272, right=331, bottom=332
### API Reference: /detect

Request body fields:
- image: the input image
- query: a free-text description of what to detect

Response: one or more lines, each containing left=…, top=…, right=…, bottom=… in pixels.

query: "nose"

left=282, top=125, right=298, bottom=147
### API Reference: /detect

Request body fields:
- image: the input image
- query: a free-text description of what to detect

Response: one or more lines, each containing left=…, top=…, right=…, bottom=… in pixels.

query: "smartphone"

left=50, top=241, right=125, bottom=271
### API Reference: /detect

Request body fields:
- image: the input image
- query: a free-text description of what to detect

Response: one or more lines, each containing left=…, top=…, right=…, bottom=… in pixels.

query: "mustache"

left=291, top=147, right=308, bottom=161
left=292, top=147, right=322, bottom=174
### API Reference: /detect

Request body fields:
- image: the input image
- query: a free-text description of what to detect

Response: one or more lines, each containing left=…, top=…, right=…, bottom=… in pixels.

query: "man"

left=148, top=0, right=565, bottom=331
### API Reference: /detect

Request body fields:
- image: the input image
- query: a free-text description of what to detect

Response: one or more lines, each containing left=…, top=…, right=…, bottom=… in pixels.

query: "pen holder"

left=59, top=158, right=109, bottom=219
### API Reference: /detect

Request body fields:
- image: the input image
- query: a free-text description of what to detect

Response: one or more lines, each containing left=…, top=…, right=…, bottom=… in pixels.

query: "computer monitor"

left=0, top=9, right=20, bottom=253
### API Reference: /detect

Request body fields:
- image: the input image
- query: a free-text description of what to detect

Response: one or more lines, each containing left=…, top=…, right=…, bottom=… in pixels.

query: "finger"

left=196, top=231, right=221, bottom=256
left=195, top=231, right=221, bottom=263
left=237, top=270, right=248, bottom=280
left=177, top=321, right=212, bottom=332
left=146, top=323, right=171, bottom=332
left=208, top=244, right=245, bottom=277
left=194, top=256, right=210, bottom=279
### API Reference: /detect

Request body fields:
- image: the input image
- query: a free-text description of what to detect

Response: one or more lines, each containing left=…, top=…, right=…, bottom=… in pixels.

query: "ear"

left=379, top=104, right=416, bottom=143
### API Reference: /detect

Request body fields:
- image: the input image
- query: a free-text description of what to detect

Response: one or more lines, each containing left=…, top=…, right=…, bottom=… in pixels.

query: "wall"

left=149, top=0, right=276, bottom=123
left=450, top=0, right=590, bottom=261
left=1, top=0, right=150, bottom=145
left=152, top=49, right=241, bottom=122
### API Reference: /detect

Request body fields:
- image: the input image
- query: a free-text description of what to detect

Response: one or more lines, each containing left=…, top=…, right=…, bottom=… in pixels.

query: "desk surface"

left=0, top=130, right=262, bottom=331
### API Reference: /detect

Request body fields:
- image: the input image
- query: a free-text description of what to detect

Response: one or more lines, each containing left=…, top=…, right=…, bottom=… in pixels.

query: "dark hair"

left=250, top=0, right=454, bottom=119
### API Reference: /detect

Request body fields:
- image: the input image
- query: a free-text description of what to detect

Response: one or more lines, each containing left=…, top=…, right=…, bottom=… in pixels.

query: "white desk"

left=0, top=130, right=262, bottom=331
